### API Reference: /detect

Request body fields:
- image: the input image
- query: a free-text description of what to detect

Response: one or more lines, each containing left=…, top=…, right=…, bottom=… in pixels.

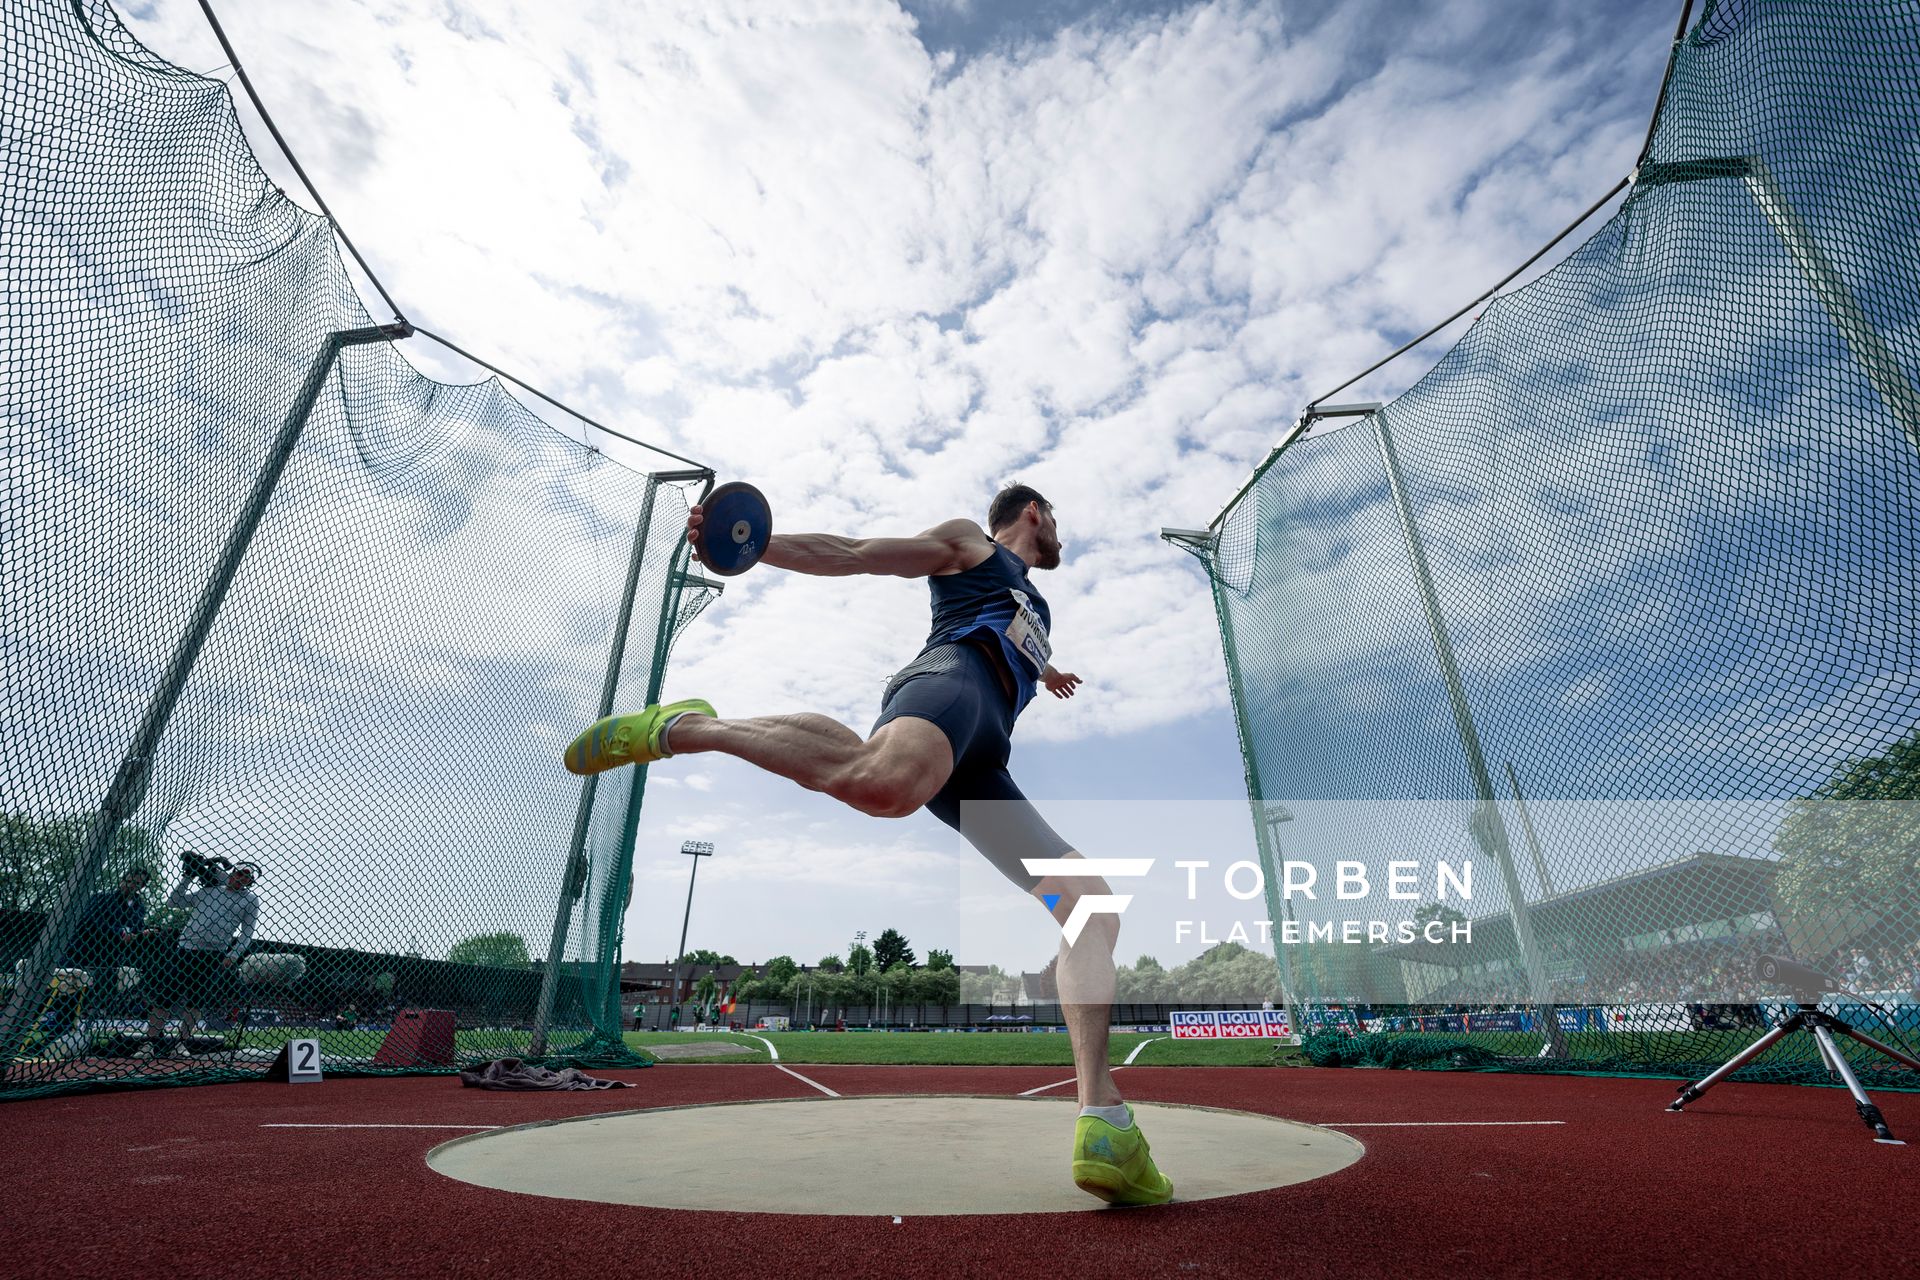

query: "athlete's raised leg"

left=669, top=713, right=952, bottom=818
left=566, top=701, right=954, bottom=820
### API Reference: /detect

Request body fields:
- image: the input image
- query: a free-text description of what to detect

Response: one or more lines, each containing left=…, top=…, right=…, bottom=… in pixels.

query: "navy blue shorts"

left=873, top=643, right=1074, bottom=891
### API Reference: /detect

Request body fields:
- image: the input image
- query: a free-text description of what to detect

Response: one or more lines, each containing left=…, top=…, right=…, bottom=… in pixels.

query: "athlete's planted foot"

left=563, top=698, right=716, bottom=775
left=1072, top=1105, right=1174, bottom=1206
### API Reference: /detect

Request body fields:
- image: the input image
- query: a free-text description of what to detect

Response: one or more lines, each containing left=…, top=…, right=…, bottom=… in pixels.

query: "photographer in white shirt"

left=144, top=859, right=259, bottom=1049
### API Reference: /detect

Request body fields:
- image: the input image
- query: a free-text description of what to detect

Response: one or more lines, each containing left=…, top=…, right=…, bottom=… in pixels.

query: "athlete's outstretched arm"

left=1042, top=665, right=1082, bottom=698
left=689, top=510, right=992, bottom=578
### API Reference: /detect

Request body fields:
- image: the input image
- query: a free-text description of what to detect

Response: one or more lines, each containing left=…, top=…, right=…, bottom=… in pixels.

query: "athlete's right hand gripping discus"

left=695, top=481, right=772, bottom=576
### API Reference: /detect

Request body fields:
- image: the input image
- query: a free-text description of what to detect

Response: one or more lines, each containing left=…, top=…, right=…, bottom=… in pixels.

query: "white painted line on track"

left=730, top=1033, right=838, bottom=1097
left=1313, top=1120, right=1567, bottom=1127
left=1018, top=1075, right=1079, bottom=1096
left=775, top=1064, right=841, bottom=1098
left=1020, top=1035, right=1164, bottom=1089
left=261, top=1123, right=499, bottom=1130
left=1018, top=1064, right=1133, bottom=1097
left=652, top=1031, right=836, bottom=1096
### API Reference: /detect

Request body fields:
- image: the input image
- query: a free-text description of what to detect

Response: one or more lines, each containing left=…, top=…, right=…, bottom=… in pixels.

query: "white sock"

left=1079, top=1103, right=1132, bottom=1129
left=658, top=711, right=695, bottom=755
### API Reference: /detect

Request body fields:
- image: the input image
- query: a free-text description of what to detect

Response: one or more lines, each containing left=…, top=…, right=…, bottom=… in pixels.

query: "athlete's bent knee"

left=835, top=764, right=932, bottom=820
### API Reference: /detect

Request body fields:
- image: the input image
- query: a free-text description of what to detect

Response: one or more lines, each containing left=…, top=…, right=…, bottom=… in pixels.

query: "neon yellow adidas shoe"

left=563, top=699, right=715, bottom=775
left=1072, top=1105, right=1174, bottom=1206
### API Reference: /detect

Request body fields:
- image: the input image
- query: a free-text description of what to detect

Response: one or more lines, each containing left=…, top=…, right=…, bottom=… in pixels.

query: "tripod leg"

left=1810, top=1024, right=1904, bottom=1144
left=1833, top=1023, right=1920, bottom=1074
left=1668, top=1015, right=1799, bottom=1111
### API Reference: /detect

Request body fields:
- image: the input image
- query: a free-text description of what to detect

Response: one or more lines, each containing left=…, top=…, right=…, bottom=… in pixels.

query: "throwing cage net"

left=1178, top=0, right=1920, bottom=1087
left=1, top=0, right=716, bottom=1098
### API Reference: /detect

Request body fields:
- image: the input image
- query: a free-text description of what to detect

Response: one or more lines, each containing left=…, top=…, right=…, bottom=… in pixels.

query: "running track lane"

left=3, top=1066, right=1914, bottom=1279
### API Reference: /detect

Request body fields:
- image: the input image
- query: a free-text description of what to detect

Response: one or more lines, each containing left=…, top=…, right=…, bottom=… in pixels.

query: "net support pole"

left=1166, top=525, right=1302, bottom=1032
left=0, top=323, right=407, bottom=1070
left=1636, top=156, right=1920, bottom=451
left=528, top=478, right=664, bottom=1057
left=1742, top=158, right=1920, bottom=452
left=1504, top=761, right=1558, bottom=900
left=1373, top=407, right=1566, bottom=1056
left=591, top=495, right=714, bottom=1036
left=1175, top=529, right=1303, bottom=1035
left=528, top=468, right=711, bottom=1052
left=1261, top=805, right=1304, bottom=1039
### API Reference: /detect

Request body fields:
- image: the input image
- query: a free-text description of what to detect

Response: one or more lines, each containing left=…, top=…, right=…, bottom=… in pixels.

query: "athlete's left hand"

left=1043, top=668, right=1082, bottom=699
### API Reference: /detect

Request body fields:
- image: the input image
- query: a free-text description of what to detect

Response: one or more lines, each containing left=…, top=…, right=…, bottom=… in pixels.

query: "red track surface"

left=5, top=1066, right=1915, bottom=1279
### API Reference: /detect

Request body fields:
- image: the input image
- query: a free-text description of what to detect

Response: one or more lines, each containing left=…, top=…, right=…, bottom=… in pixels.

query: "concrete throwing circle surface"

left=427, top=1095, right=1363, bottom=1215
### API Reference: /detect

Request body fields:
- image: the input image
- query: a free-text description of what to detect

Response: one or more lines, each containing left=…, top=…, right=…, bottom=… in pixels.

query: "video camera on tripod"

left=1753, top=953, right=1838, bottom=1002
left=179, top=849, right=251, bottom=888
left=1665, top=952, right=1920, bottom=1143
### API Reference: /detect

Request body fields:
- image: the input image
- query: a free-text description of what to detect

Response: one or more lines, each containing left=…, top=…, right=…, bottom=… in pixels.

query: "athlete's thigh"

left=868, top=647, right=991, bottom=808
left=926, top=766, right=1075, bottom=893
left=864, top=714, right=958, bottom=809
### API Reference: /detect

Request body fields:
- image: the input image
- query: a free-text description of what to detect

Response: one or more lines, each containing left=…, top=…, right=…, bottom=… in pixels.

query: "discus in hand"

left=694, top=481, right=772, bottom=576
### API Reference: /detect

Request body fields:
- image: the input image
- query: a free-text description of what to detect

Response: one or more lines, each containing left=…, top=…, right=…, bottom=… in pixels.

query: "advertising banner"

left=1169, top=1009, right=1292, bottom=1039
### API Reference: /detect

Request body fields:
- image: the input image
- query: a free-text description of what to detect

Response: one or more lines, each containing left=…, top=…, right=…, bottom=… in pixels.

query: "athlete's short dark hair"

left=988, top=483, right=1051, bottom=533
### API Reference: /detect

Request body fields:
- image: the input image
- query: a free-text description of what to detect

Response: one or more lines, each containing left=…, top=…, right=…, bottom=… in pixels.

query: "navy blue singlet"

left=920, top=542, right=1052, bottom=714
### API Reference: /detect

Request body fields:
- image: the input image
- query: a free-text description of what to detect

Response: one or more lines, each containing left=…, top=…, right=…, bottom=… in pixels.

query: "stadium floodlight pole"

left=1261, top=804, right=1303, bottom=1039
left=1634, top=156, right=1920, bottom=452
left=668, top=841, right=716, bottom=1019
left=0, top=322, right=411, bottom=1069
left=854, top=929, right=868, bottom=1024
left=1372, top=405, right=1566, bottom=1058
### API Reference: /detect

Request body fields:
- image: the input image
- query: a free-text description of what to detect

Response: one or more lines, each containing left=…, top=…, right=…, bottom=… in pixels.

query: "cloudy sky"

left=116, top=0, right=1683, bottom=973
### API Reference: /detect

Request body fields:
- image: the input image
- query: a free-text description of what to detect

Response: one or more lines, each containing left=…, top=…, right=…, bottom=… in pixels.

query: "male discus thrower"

left=1666, top=954, right=1920, bottom=1144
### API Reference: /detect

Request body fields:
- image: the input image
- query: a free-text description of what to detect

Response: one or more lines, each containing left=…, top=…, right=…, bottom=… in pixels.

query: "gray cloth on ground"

left=458, top=1058, right=632, bottom=1091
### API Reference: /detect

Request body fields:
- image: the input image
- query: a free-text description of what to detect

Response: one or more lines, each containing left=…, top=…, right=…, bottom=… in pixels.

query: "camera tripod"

left=1667, top=996, right=1920, bottom=1144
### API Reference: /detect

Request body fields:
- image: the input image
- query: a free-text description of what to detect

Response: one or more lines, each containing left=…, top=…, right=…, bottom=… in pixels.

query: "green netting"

left=1186, top=0, right=1920, bottom=1088
left=1, top=0, right=714, bottom=1098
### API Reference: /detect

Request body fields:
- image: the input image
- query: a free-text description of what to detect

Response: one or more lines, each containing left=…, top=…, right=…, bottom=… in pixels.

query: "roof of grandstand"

left=1376, top=851, right=1782, bottom=965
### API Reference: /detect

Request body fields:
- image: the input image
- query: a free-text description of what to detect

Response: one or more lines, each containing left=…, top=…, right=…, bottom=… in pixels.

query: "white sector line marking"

left=261, top=1123, right=498, bottom=1130
left=1315, top=1120, right=1567, bottom=1127
left=737, top=1032, right=840, bottom=1097
left=776, top=1065, right=841, bottom=1098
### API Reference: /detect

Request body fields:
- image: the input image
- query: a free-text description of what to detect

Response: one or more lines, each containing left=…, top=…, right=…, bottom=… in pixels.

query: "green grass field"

left=1425, top=1027, right=1920, bottom=1070
left=623, top=1029, right=1300, bottom=1067
left=174, top=1022, right=1917, bottom=1078
left=140, top=1025, right=1298, bottom=1067
left=93, top=1025, right=603, bottom=1061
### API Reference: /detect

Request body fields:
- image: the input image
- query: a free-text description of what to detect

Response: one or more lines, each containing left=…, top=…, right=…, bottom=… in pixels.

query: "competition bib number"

left=1004, top=589, right=1052, bottom=675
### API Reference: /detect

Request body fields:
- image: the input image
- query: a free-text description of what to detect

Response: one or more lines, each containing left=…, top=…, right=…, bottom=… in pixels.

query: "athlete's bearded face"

left=1034, top=506, right=1063, bottom=569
